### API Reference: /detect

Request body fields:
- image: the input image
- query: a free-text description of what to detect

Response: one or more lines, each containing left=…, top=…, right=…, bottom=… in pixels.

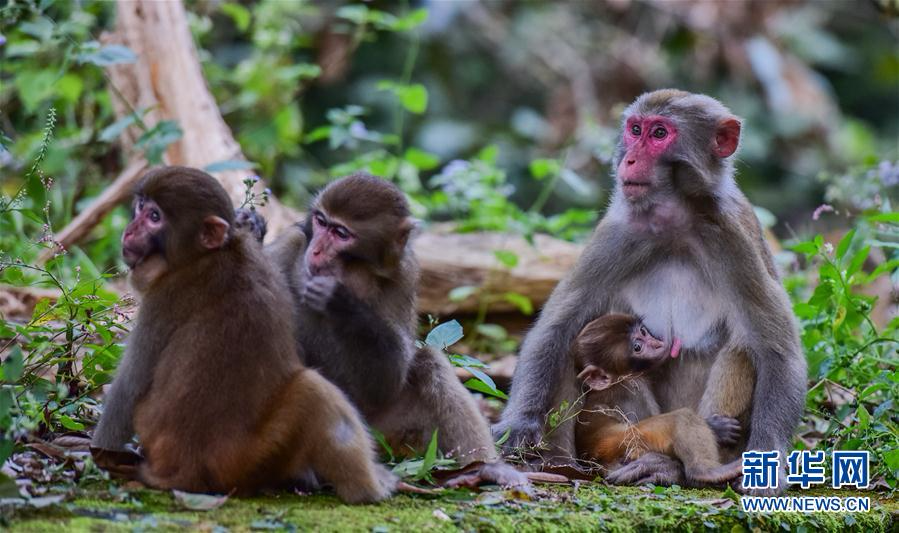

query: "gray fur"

left=495, top=90, right=806, bottom=495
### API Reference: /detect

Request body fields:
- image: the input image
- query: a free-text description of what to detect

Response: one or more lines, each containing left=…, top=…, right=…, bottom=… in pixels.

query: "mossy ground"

left=3, top=483, right=895, bottom=532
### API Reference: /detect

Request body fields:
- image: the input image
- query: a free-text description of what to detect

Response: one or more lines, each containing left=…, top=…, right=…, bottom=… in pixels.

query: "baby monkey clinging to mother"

left=573, top=314, right=743, bottom=486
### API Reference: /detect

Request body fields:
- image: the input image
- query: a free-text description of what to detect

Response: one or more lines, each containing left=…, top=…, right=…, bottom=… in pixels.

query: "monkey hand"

left=300, top=276, right=340, bottom=313
left=605, top=452, right=685, bottom=486
left=233, top=208, right=268, bottom=243
left=90, top=446, right=143, bottom=480
left=443, top=461, right=531, bottom=491
left=706, top=414, right=741, bottom=446
left=492, top=417, right=544, bottom=453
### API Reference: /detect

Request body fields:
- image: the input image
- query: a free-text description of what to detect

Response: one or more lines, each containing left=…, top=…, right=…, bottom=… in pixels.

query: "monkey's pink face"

left=306, top=210, right=356, bottom=276
left=628, top=322, right=670, bottom=370
left=122, top=196, right=166, bottom=268
left=617, top=115, right=678, bottom=200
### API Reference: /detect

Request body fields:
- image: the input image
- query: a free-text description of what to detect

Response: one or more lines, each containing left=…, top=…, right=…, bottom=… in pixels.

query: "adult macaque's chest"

left=621, top=261, right=730, bottom=350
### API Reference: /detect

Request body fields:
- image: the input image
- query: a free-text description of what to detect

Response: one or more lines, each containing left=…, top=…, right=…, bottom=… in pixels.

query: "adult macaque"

left=494, top=90, right=806, bottom=495
left=247, top=173, right=526, bottom=487
left=91, top=167, right=395, bottom=502
left=573, top=314, right=742, bottom=485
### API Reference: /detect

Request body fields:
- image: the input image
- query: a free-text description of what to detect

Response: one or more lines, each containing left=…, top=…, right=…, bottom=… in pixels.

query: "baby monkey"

left=573, top=314, right=742, bottom=486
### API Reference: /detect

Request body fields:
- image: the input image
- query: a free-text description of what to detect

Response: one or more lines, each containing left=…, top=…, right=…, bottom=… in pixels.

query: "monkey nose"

left=626, top=159, right=636, bottom=165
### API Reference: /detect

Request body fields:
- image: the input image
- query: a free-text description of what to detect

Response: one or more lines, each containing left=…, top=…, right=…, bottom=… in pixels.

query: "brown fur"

left=495, top=91, right=805, bottom=496
left=92, top=167, right=394, bottom=502
left=572, top=314, right=741, bottom=485
left=262, top=173, right=525, bottom=486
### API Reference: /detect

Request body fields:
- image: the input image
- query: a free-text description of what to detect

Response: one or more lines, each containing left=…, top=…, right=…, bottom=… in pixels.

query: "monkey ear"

left=200, top=216, right=230, bottom=249
left=577, top=365, right=614, bottom=391
left=396, top=218, right=416, bottom=249
left=714, top=118, right=741, bottom=158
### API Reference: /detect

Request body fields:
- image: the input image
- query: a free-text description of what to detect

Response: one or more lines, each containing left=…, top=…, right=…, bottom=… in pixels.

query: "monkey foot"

left=90, top=446, right=144, bottom=480
left=605, top=452, right=685, bottom=486
left=436, top=461, right=531, bottom=490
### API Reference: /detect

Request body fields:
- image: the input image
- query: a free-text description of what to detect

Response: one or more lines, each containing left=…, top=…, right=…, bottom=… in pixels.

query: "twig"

left=37, top=159, right=148, bottom=264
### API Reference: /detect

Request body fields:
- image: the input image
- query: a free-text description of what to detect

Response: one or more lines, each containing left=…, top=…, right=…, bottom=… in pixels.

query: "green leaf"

left=464, top=377, right=508, bottom=400
left=866, top=259, right=899, bottom=283
left=371, top=428, right=394, bottom=460
left=477, top=145, right=498, bottom=164
left=415, top=430, right=439, bottom=480
left=58, top=415, right=84, bottom=431
left=859, top=383, right=888, bottom=400
left=203, top=160, right=257, bottom=173
left=99, top=111, right=141, bottom=143
left=77, top=42, right=137, bottom=66
left=503, top=292, right=533, bottom=315
left=846, top=245, right=870, bottom=278
left=303, top=125, right=331, bottom=144
left=220, top=2, right=251, bottom=32
left=135, top=120, right=183, bottom=164
left=790, top=241, right=818, bottom=255
left=793, top=302, right=818, bottom=319
left=1, top=346, right=23, bottom=383
left=394, top=8, right=428, bottom=31
left=447, top=353, right=488, bottom=369
left=475, top=323, right=507, bottom=341
left=867, top=212, right=899, bottom=224
left=529, top=158, right=560, bottom=180
left=883, top=448, right=899, bottom=471
left=398, top=84, right=428, bottom=114
left=403, top=148, right=440, bottom=170
left=835, top=229, right=855, bottom=260
left=722, top=484, right=740, bottom=503
left=448, top=286, right=478, bottom=302
left=856, top=404, right=870, bottom=430
left=14, top=70, right=56, bottom=112
left=425, top=320, right=464, bottom=350
left=493, top=250, right=519, bottom=268
left=336, top=5, right=369, bottom=24
left=56, top=74, right=83, bottom=103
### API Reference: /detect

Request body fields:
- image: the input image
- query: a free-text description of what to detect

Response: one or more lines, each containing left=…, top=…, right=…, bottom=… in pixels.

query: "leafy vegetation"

left=0, top=0, right=896, bottom=528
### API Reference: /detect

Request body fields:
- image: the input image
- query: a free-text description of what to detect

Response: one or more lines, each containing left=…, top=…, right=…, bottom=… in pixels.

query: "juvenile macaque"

left=246, top=173, right=526, bottom=487
left=91, top=167, right=395, bottom=502
left=495, top=90, right=805, bottom=495
left=572, top=314, right=741, bottom=485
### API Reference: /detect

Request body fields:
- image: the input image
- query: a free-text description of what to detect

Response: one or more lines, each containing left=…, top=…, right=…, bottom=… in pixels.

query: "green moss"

left=4, top=484, right=896, bottom=532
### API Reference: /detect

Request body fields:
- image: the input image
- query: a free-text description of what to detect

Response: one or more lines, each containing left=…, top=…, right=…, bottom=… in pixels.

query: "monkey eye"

left=630, top=124, right=642, bottom=136
left=314, top=213, right=327, bottom=227
left=652, top=126, right=667, bottom=139
left=138, top=198, right=145, bottom=210
left=149, top=209, right=161, bottom=223
left=640, top=325, right=648, bottom=336
left=633, top=342, right=642, bottom=353
left=333, top=226, right=351, bottom=241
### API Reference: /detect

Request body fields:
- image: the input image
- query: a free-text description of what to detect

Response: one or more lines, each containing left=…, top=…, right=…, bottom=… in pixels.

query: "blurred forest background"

left=0, top=0, right=897, bottom=505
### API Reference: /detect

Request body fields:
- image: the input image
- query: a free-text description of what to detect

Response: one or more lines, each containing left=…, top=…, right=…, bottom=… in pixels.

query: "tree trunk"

left=93, top=0, right=582, bottom=315
left=101, top=0, right=297, bottom=234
